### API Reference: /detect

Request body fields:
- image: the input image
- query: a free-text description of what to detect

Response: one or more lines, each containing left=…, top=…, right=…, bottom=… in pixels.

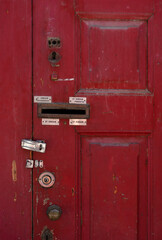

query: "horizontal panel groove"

left=76, top=12, right=153, bottom=20
left=76, top=89, right=153, bottom=96
left=76, top=132, right=152, bottom=136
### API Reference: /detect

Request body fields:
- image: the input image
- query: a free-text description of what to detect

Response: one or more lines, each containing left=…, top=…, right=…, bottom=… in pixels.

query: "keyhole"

left=48, top=51, right=61, bottom=64
left=41, top=228, right=53, bottom=240
left=44, top=178, right=48, bottom=182
left=52, top=52, right=56, bottom=60
left=39, top=144, right=42, bottom=150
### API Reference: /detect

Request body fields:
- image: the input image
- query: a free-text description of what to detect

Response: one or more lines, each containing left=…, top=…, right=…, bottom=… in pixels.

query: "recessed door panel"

left=81, top=136, right=148, bottom=240
left=80, top=20, right=147, bottom=90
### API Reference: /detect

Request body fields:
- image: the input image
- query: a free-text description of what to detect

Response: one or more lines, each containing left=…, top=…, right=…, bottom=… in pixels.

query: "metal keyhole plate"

left=48, top=51, right=61, bottom=64
left=41, top=228, right=53, bottom=240
left=38, top=172, right=55, bottom=188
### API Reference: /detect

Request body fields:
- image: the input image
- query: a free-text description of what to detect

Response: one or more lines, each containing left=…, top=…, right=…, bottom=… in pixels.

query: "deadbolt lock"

left=21, top=139, right=46, bottom=153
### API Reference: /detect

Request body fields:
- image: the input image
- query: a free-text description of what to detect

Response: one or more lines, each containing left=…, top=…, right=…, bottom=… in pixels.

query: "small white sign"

left=34, top=96, right=52, bottom=103
left=42, top=118, right=59, bottom=126
left=69, top=97, right=87, bottom=104
left=69, top=119, right=87, bottom=126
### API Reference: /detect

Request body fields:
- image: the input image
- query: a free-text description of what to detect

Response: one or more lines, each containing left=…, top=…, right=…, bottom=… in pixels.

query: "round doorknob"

left=47, top=205, right=62, bottom=221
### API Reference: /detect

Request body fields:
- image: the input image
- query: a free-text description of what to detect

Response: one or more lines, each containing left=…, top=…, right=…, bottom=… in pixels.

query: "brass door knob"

left=47, top=205, right=62, bottom=221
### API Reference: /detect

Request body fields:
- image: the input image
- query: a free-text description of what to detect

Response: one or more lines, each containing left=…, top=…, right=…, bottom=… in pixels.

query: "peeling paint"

left=12, top=160, right=17, bottom=182
left=14, top=192, right=17, bottom=202
left=114, top=186, right=118, bottom=194
left=43, top=198, right=50, bottom=205
left=36, top=194, right=39, bottom=204
left=113, top=174, right=116, bottom=181
left=113, top=174, right=119, bottom=182
left=72, top=187, right=75, bottom=196
left=40, top=78, right=44, bottom=86
left=121, top=193, right=128, bottom=200
left=122, top=197, right=128, bottom=200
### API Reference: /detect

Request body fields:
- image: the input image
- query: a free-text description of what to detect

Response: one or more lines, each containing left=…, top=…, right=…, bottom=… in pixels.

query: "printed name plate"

left=34, top=96, right=52, bottom=103
left=69, top=119, right=87, bottom=126
left=42, top=119, right=59, bottom=125
left=69, top=97, right=87, bottom=104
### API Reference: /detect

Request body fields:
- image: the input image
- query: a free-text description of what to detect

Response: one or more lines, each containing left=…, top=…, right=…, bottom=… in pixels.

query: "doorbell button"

left=38, top=172, right=55, bottom=188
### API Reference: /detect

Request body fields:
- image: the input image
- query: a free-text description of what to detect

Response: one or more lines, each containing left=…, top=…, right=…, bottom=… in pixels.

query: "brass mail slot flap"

left=37, top=103, right=90, bottom=119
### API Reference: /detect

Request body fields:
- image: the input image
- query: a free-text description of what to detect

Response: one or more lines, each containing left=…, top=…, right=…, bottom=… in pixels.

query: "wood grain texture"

left=1, top=0, right=160, bottom=239
left=32, top=0, right=76, bottom=239
left=81, top=136, right=148, bottom=240
left=152, top=0, right=162, bottom=239
left=32, top=0, right=156, bottom=239
left=0, top=0, right=32, bottom=239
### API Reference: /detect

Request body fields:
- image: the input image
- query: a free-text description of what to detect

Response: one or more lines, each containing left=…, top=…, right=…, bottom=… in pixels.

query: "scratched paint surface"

left=1, top=0, right=161, bottom=239
left=0, top=0, right=32, bottom=239
left=32, top=0, right=76, bottom=239
left=12, top=160, right=17, bottom=182
left=81, top=137, right=148, bottom=240
left=31, top=0, right=160, bottom=239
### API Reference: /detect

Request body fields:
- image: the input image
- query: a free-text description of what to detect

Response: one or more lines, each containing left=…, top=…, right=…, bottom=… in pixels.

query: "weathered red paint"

left=1, top=0, right=162, bottom=239
left=0, top=0, right=32, bottom=239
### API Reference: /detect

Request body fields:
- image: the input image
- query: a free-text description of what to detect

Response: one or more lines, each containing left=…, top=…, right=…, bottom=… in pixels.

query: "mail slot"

left=37, top=103, right=90, bottom=119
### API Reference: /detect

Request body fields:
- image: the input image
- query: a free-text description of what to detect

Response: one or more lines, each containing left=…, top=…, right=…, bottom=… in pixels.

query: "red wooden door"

left=1, top=0, right=162, bottom=239
left=0, top=1, right=32, bottom=239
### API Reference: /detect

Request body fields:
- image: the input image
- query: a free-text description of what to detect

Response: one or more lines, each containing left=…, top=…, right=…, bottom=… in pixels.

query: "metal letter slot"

left=37, top=103, right=90, bottom=119
left=21, top=139, right=46, bottom=153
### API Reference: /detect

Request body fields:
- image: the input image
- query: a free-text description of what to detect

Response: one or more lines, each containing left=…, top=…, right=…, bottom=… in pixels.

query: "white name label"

left=42, top=119, right=59, bottom=125
left=34, top=96, right=52, bottom=103
left=69, top=119, right=87, bottom=126
left=69, top=97, right=87, bottom=104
